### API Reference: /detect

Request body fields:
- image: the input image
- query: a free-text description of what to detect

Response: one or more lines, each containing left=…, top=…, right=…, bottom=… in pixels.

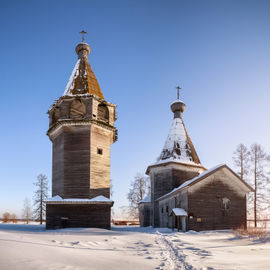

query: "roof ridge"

left=156, top=164, right=253, bottom=201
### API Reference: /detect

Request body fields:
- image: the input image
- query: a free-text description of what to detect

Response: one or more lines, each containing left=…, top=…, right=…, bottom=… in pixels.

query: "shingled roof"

left=63, top=42, right=104, bottom=99
left=157, top=99, right=201, bottom=166
left=157, top=164, right=254, bottom=201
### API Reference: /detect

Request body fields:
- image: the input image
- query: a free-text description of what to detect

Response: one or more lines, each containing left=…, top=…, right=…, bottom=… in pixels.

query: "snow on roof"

left=171, top=99, right=185, bottom=106
left=62, top=44, right=104, bottom=99
left=139, top=195, right=151, bottom=204
left=45, top=195, right=113, bottom=204
left=157, top=117, right=201, bottom=165
left=157, top=164, right=226, bottom=201
left=153, top=157, right=204, bottom=167
left=63, top=59, right=80, bottom=96
left=171, top=208, right=188, bottom=216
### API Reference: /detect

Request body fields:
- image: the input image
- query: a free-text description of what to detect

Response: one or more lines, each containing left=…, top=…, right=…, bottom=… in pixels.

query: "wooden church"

left=45, top=34, right=117, bottom=229
left=139, top=92, right=253, bottom=231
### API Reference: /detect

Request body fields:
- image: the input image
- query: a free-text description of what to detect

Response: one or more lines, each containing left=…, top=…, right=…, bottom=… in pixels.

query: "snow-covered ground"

left=0, top=223, right=269, bottom=270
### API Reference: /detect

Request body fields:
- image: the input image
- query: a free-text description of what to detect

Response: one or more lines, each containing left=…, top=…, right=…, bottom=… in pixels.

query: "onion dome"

left=171, top=99, right=186, bottom=118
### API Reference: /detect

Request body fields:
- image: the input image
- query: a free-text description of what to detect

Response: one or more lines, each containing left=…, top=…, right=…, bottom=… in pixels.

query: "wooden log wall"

left=46, top=204, right=111, bottom=230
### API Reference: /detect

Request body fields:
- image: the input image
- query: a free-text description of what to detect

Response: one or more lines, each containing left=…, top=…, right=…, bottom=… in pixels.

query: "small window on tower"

left=166, top=206, right=169, bottom=213
left=97, top=148, right=103, bottom=155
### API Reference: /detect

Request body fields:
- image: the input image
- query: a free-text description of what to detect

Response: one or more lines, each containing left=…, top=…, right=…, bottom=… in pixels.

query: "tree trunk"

left=240, top=152, right=243, bottom=180
left=40, top=181, right=43, bottom=225
left=254, top=153, right=257, bottom=228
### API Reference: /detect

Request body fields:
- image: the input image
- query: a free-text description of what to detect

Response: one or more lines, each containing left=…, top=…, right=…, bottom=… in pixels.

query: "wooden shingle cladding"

left=157, top=166, right=253, bottom=231
left=63, top=42, right=104, bottom=98
left=158, top=99, right=202, bottom=165
left=46, top=203, right=112, bottom=230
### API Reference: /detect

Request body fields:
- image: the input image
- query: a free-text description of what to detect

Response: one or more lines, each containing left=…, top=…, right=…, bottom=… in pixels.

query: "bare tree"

left=250, top=143, right=270, bottom=227
left=2, top=212, right=10, bottom=223
left=33, top=174, right=49, bottom=224
left=127, top=173, right=150, bottom=219
left=10, top=213, right=17, bottom=223
left=22, top=198, right=32, bottom=224
left=233, top=143, right=250, bottom=181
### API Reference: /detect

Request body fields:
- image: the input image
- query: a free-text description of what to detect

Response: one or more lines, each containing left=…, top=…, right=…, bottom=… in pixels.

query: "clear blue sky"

left=0, top=0, right=269, bottom=217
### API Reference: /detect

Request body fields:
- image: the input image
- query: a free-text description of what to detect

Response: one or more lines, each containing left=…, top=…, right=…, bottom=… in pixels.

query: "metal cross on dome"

left=176, top=85, right=182, bottom=99
left=80, top=30, right=87, bottom=42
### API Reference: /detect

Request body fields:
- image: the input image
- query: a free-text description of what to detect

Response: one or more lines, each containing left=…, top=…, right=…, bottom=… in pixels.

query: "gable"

left=188, top=166, right=253, bottom=195
left=157, top=164, right=253, bottom=202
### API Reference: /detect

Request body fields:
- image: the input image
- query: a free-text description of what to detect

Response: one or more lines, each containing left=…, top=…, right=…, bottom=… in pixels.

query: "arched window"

left=69, top=99, right=86, bottom=119
left=97, top=103, right=109, bottom=123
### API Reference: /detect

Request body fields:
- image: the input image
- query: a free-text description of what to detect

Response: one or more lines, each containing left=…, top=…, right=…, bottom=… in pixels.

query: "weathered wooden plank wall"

left=46, top=204, right=111, bottom=229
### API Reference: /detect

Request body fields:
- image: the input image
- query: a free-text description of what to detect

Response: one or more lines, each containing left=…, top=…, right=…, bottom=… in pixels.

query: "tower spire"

left=158, top=89, right=201, bottom=165
left=62, top=33, right=104, bottom=99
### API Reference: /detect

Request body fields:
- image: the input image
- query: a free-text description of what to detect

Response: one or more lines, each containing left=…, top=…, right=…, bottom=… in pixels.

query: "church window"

left=221, top=197, right=230, bottom=216
left=97, top=148, right=103, bottom=155
left=161, top=207, right=164, bottom=213
left=166, top=206, right=169, bottom=213
left=222, top=197, right=230, bottom=210
left=98, top=103, right=109, bottom=122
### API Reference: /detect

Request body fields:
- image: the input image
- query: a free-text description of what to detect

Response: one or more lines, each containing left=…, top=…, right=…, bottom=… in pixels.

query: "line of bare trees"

left=233, top=143, right=270, bottom=227
left=2, top=212, right=18, bottom=223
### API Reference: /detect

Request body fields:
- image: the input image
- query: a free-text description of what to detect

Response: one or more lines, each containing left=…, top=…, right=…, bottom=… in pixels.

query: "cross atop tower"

left=176, top=85, right=182, bottom=100
left=79, top=30, right=87, bottom=42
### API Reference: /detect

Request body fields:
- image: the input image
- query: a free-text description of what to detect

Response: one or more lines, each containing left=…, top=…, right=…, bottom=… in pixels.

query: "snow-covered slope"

left=0, top=224, right=269, bottom=270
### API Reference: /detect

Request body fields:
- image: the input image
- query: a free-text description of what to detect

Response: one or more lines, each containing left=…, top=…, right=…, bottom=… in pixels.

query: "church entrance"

left=170, top=208, right=187, bottom=232
left=61, top=217, right=69, bottom=228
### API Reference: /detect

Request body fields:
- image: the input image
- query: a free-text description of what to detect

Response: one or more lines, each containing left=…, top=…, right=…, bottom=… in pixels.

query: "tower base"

left=45, top=196, right=113, bottom=230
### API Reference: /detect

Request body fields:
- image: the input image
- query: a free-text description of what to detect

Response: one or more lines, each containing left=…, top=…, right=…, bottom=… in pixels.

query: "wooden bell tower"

left=46, top=33, right=117, bottom=229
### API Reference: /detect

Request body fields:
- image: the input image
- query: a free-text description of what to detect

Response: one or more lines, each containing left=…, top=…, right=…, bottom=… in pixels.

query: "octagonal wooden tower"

left=46, top=41, right=117, bottom=229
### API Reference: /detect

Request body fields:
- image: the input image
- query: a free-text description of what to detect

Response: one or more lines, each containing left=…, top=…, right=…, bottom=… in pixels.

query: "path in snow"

left=154, top=231, right=194, bottom=270
left=156, top=230, right=270, bottom=270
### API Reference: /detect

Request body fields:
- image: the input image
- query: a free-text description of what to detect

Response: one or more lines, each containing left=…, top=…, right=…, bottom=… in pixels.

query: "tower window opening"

left=166, top=206, right=169, bottom=213
left=98, top=103, right=109, bottom=122
left=97, top=148, right=103, bottom=155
